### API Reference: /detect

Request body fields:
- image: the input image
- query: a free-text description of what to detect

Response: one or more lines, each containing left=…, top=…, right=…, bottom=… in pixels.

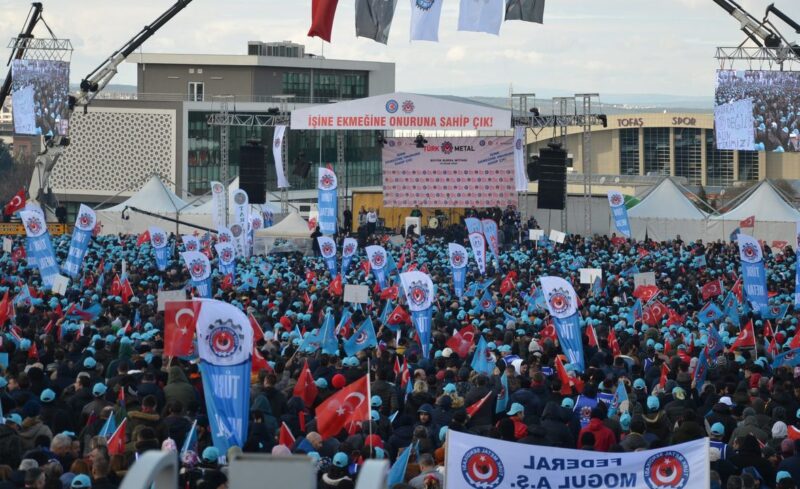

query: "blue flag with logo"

left=706, top=327, right=724, bottom=361
left=63, top=205, right=96, bottom=278
left=573, top=395, right=599, bottom=428
left=496, top=372, right=509, bottom=414
left=20, top=210, right=60, bottom=289
left=471, top=336, right=493, bottom=376
left=99, top=415, right=117, bottom=438
left=448, top=243, right=468, bottom=299
left=609, top=380, right=629, bottom=417
left=317, top=236, right=338, bottom=276
left=477, top=289, right=496, bottom=314
left=387, top=442, right=418, bottom=488
left=481, top=219, right=501, bottom=264
left=319, top=313, right=339, bottom=356
left=149, top=227, right=170, bottom=272
left=181, top=251, right=213, bottom=298
left=722, top=292, right=740, bottom=326
left=540, top=276, right=585, bottom=372
left=341, top=238, right=358, bottom=277
left=317, top=167, right=338, bottom=235
left=698, top=303, right=724, bottom=324
left=343, top=318, right=378, bottom=356
left=607, top=191, right=631, bottom=238
left=196, top=299, right=252, bottom=455
left=694, top=348, right=710, bottom=391
left=627, top=299, right=643, bottom=325
left=400, top=271, right=434, bottom=358
left=692, top=254, right=707, bottom=268
left=737, top=234, right=769, bottom=313
left=773, top=348, right=800, bottom=368
left=762, top=303, right=789, bottom=320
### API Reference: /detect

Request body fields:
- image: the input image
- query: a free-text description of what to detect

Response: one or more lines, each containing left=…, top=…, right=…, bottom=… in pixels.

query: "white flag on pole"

left=458, top=0, right=503, bottom=35
left=410, top=0, right=444, bottom=41
left=273, top=126, right=290, bottom=189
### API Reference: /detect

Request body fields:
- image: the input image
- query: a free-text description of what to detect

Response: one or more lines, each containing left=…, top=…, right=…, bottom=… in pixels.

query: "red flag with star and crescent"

left=294, top=361, right=319, bottom=409
left=633, top=285, right=659, bottom=303
left=314, top=375, right=370, bottom=439
left=3, top=189, right=25, bottom=216
left=701, top=279, right=723, bottom=301
left=445, top=325, right=477, bottom=359
left=731, top=321, right=756, bottom=350
left=387, top=305, right=411, bottom=327
left=163, top=301, right=200, bottom=357
left=643, top=301, right=667, bottom=326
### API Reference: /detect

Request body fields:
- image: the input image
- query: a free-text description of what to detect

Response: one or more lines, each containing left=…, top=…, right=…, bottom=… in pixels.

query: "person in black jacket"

left=464, top=376, right=493, bottom=431
left=540, top=402, right=575, bottom=448
left=728, top=434, right=776, bottom=487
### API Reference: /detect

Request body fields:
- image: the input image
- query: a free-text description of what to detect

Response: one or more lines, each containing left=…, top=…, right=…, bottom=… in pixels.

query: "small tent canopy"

left=708, top=180, right=800, bottom=245
left=256, top=212, right=311, bottom=238
left=253, top=212, right=313, bottom=255
left=623, top=178, right=709, bottom=242
left=97, top=175, right=191, bottom=235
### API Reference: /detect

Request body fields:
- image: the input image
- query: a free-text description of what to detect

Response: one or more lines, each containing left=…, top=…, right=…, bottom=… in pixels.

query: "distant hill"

left=466, top=94, right=713, bottom=114
left=69, top=83, right=137, bottom=94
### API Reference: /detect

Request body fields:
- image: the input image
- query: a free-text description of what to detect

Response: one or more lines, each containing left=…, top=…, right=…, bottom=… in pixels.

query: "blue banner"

left=318, top=167, right=338, bottom=235
left=737, top=234, right=769, bottom=312
left=182, top=251, right=213, bottom=299
left=411, top=308, right=433, bottom=359
left=195, top=299, right=253, bottom=457
left=149, top=227, right=169, bottom=271
left=449, top=243, right=468, bottom=298
left=343, top=318, right=378, bottom=356
left=607, top=191, right=631, bottom=238
left=341, top=237, right=358, bottom=277
left=63, top=205, right=95, bottom=278
left=20, top=211, right=59, bottom=288
left=400, top=271, right=435, bottom=359
left=366, top=245, right=389, bottom=289
left=214, top=243, right=236, bottom=276
left=481, top=219, right=500, bottom=263
left=317, top=236, right=338, bottom=276
left=540, top=276, right=585, bottom=373
left=465, top=217, right=482, bottom=235
left=773, top=348, right=800, bottom=369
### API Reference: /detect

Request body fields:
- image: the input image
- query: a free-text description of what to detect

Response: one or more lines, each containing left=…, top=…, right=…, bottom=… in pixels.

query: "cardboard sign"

left=579, top=268, right=602, bottom=285
left=2, top=238, right=11, bottom=253
left=529, top=229, right=544, bottom=241
left=714, top=98, right=755, bottom=151
left=158, top=289, right=188, bottom=312
left=549, top=230, right=566, bottom=244
left=343, top=284, right=370, bottom=304
left=51, top=274, right=69, bottom=296
left=633, top=272, right=656, bottom=288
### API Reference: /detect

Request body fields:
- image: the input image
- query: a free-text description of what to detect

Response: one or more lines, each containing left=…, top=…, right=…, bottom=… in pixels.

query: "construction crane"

left=5, top=1, right=193, bottom=212
left=0, top=3, right=43, bottom=111
left=713, top=0, right=800, bottom=62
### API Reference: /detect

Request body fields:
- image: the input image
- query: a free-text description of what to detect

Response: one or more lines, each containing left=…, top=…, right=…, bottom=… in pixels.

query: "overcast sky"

left=1, top=0, right=798, bottom=98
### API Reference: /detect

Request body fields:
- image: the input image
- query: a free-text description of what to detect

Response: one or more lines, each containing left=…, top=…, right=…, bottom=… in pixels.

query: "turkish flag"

left=637, top=247, right=650, bottom=258
left=763, top=320, right=774, bottom=338
left=768, top=335, right=779, bottom=356
left=666, top=308, right=684, bottom=327
left=633, top=285, right=659, bottom=302
left=445, top=325, right=477, bottom=358
left=387, top=305, right=411, bottom=326
left=107, top=418, right=127, bottom=455
left=555, top=356, right=572, bottom=396
left=136, top=230, right=151, bottom=247
left=607, top=327, right=621, bottom=357
left=120, top=278, right=134, bottom=304
left=643, top=301, right=667, bottom=326
left=360, top=260, right=371, bottom=275
left=739, top=215, right=755, bottom=228
left=540, top=320, right=558, bottom=343
left=315, top=375, right=370, bottom=439
left=732, top=278, right=743, bottom=302
left=279, top=421, right=296, bottom=447
left=380, top=285, right=399, bottom=301
left=111, top=275, right=122, bottom=296
left=586, top=324, right=598, bottom=348
left=731, top=321, right=756, bottom=350
left=465, top=391, right=492, bottom=418
left=305, top=269, right=316, bottom=284
left=790, top=328, right=800, bottom=349
left=789, top=426, right=800, bottom=441
left=500, top=271, right=517, bottom=296
left=3, top=189, right=25, bottom=216
left=27, top=341, right=38, bottom=360
left=294, top=361, right=319, bottom=409
left=611, top=236, right=626, bottom=247
left=659, top=363, right=670, bottom=390
left=10, top=247, right=25, bottom=263
left=249, top=313, right=264, bottom=343
left=252, top=345, right=271, bottom=373
left=701, top=279, right=723, bottom=301
left=0, top=291, right=9, bottom=327
left=328, top=274, right=343, bottom=296
left=164, top=301, right=200, bottom=357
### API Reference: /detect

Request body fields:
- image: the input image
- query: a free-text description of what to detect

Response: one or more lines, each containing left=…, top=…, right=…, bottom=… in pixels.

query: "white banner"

left=458, top=0, right=503, bottom=34
left=232, top=189, right=249, bottom=230
left=365, top=245, right=388, bottom=270
left=469, top=232, right=486, bottom=275
left=410, top=0, right=444, bottom=41
left=714, top=98, right=755, bottom=151
left=182, top=235, right=200, bottom=253
left=446, top=430, right=709, bottom=489
left=273, top=125, right=290, bottom=189
left=539, top=276, right=578, bottom=319
left=513, top=126, right=528, bottom=192
left=317, top=236, right=337, bottom=259
left=448, top=243, right=469, bottom=269
left=210, top=181, right=226, bottom=229
left=400, top=270, right=434, bottom=312
left=149, top=226, right=168, bottom=249
left=181, top=251, right=211, bottom=281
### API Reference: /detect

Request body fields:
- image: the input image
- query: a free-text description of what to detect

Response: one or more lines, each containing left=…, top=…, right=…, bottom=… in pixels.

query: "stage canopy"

left=290, top=92, right=511, bottom=131
left=98, top=175, right=191, bottom=235
left=624, top=178, right=709, bottom=242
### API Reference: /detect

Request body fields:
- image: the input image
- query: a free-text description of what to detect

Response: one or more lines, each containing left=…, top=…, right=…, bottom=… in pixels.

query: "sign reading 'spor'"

left=291, top=92, right=511, bottom=131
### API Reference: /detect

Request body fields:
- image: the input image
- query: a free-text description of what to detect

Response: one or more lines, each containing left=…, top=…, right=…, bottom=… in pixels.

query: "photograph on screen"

left=715, top=69, right=800, bottom=152
left=11, top=59, right=70, bottom=137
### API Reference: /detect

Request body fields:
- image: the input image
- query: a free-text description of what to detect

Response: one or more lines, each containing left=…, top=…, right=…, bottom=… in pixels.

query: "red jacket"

left=578, top=418, right=616, bottom=452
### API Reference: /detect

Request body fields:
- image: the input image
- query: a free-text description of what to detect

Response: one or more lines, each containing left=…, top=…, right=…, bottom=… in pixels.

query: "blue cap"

left=71, top=474, right=92, bottom=489
left=202, top=446, right=220, bottom=463
left=620, top=413, right=632, bottom=431
left=646, top=396, right=660, bottom=411
left=371, top=410, right=380, bottom=421
left=84, top=357, right=97, bottom=369
left=777, top=471, right=792, bottom=483
left=633, top=378, right=647, bottom=390
left=561, top=398, right=574, bottom=409
left=332, top=452, right=349, bottom=468
left=315, top=378, right=328, bottom=389
left=371, top=395, right=382, bottom=407
left=711, top=422, right=725, bottom=436
left=507, top=402, right=524, bottom=416
left=443, top=383, right=456, bottom=393
left=40, top=388, right=56, bottom=403
left=92, top=383, right=107, bottom=397
left=497, top=344, right=512, bottom=353
left=7, top=413, right=21, bottom=426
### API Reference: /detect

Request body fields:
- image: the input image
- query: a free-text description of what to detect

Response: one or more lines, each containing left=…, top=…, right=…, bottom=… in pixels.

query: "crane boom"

left=0, top=3, right=43, bottom=111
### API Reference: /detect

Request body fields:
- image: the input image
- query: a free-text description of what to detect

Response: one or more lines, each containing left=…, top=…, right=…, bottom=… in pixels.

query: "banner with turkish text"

left=63, top=204, right=95, bottom=278
left=737, top=234, right=768, bottom=313
left=608, top=191, right=631, bottom=238
left=318, top=167, right=338, bottom=235
left=449, top=243, right=469, bottom=298
left=20, top=210, right=59, bottom=288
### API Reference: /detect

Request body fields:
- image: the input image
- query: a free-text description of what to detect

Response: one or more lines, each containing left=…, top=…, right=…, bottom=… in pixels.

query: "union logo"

left=234, top=193, right=247, bottom=205
left=610, top=193, right=623, bottom=206
left=152, top=233, right=165, bottom=248
left=371, top=251, right=385, bottom=268
left=320, top=173, right=336, bottom=190
left=461, top=447, right=504, bottom=489
left=185, top=241, right=197, bottom=251
left=740, top=242, right=760, bottom=263
left=441, top=141, right=454, bottom=155
left=643, top=451, right=690, bottom=489
left=450, top=250, right=466, bottom=268
left=221, top=248, right=234, bottom=263
left=231, top=224, right=243, bottom=237
left=547, top=288, right=571, bottom=315
left=343, top=243, right=356, bottom=256
left=385, top=99, right=399, bottom=113
left=189, top=258, right=207, bottom=280
left=204, top=319, right=244, bottom=359
left=408, top=280, right=428, bottom=307
left=321, top=242, right=335, bottom=256
left=402, top=100, right=415, bottom=113
left=26, top=216, right=43, bottom=235
left=77, top=212, right=94, bottom=231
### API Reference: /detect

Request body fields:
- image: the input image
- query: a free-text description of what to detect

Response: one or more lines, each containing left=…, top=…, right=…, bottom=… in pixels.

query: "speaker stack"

left=536, top=143, right=567, bottom=210
left=239, top=144, right=267, bottom=204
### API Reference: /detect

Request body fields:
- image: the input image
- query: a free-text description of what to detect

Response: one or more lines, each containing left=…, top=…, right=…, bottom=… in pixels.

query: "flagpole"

left=367, top=357, right=373, bottom=446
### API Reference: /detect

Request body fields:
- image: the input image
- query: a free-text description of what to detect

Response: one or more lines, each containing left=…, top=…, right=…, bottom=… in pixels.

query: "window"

left=738, top=150, right=759, bottom=182
left=619, top=128, right=639, bottom=175
left=282, top=72, right=310, bottom=98
left=706, top=129, right=734, bottom=186
left=188, top=82, right=204, bottom=102
left=674, top=128, right=702, bottom=185
left=643, top=128, right=670, bottom=176
left=315, top=74, right=340, bottom=100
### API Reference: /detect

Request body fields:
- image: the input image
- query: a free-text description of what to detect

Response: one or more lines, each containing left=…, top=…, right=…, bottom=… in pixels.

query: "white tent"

left=625, top=178, right=709, bottom=242
left=708, top=180, right=800, bottom=245
left=180, top=178, right=281, bottom=231
left=97, top=175, right=191, bottom=235
left=253, top=212, right=313, bottom=255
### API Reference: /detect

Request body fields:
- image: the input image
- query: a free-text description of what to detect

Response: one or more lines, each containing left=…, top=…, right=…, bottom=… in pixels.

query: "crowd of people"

left=0, top=213, right=799, bottom=489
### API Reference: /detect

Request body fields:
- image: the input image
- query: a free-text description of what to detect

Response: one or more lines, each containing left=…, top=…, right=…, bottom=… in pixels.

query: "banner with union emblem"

left=736, top=234, right=768, bottom=313
left=445, top=430, right=709, bottom=489
left=481, top=219, right=500, bottom=264
left=318, top=167, right=338, bottom=236
left=341, top=237, right=358, bottom=277
left=215, top=243, right=236, bottom=276
left=182, top=251, right=213, bottom=298
left=195, top=298, right=253, bottom=457
left=182, top=235, right=200, bottom=253
left=63, top=204, right=95, bottom=278
left=469, top=232, right=487, bottom=275
left=317, top=236, right=338, bottom=276
left=20, top=210, right=59, bottom=288
left=540, top=276, right=585, bottom=372
left=273, top=126, right=290, bottom=189
left=608, top=191, right=631, bottom=238
left=149, top=226, right=169, bottom=271
left=448, top=243, right=469, bottom=298
left=210, top=181, right=226, bottom=229
left=366, top=245, right=389, bottom=289
left=400, top=270, right=434, bottom=358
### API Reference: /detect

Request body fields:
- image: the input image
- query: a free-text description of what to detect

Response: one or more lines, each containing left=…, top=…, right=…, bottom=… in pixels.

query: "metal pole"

left=553, top=97, right=571, bottom=233
left=576, top=93, right=599, bottom=237
left=217, top=96, right=232, bottom=227
left=337, top=131, right=345, bottom=230
left=512, top=92, right=535, bottom=245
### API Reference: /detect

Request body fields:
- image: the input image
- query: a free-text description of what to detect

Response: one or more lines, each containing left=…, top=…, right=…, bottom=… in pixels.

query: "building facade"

left=526, top=112, right=800, bottom=188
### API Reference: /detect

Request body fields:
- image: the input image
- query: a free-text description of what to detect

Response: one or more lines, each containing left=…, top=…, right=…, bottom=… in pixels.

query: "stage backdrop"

left=382, top=137, right=516, bottom=208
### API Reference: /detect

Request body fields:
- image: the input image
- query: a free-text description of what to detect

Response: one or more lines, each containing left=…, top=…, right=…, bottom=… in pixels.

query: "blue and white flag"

left=62, top=204, right=95, bottom=278
left=181, top=251, right=212, bottom=298
left=540, top=276, right=585, bottom=372
left=319, top=312, right=339, bottom=355
left=214, top=243, right=236, bottom=276
left=341, top=237, right=358, bottom=277
left=481, top=219, right=500, bottom=264
left=317, top=236, right=338, bottom=277
left=469, top=232, right=487, bottom=275
left=400, top=270, right=434, bottom=358
left=20, top=210, right=59, bottom=288
left=737, top=234, right=768, bottom=312
left=721, top=292, right=740, bottom=326
left=196, top=298, right=253, bottom=456
left=448, top=243, right=469, bottom=298
left=477, top=289, right=496, bottom=314
left=388, top=441, right=418, bottom=488
left=181, top=419, right=198, bottom=457
left=99, top=415, right=117, bottom=438
left=217, top=226, right=235, bottom=250
left=410, top=0, right=444, bottom=41
left=318, top=167, right=338, bottom=235
left=149, top=226, right=169, bottom=271
left=607, top=191, right=631, bottom=238
left=465, top=217, right=482, bottom=235
left=496, top=372, right=509, bottom=414
left=344, top=318, right=378, bottom=356
left=762, top=303, right=789, bottom=320
left=773, top=348, right=800, bottom=369
left=609, top=380, right=629, bottom=417
left=458, top=0, right=503, bottom=34
left=707, top=326, right=725, bottom=360
left=573, top=395, right=599, bottom=428
left=366, top=245, right=389, bottom=289
left=471, top=336, right=493, bottom=375
left=182, top=235, right=200, bottom=253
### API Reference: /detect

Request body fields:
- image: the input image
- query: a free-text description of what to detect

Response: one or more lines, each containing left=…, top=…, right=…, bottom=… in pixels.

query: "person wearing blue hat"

left=70, top=474, right=92, bottom=489
left=322, top=452, right=354, bottom=488
left=506, top=403, right=527, bottom=440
